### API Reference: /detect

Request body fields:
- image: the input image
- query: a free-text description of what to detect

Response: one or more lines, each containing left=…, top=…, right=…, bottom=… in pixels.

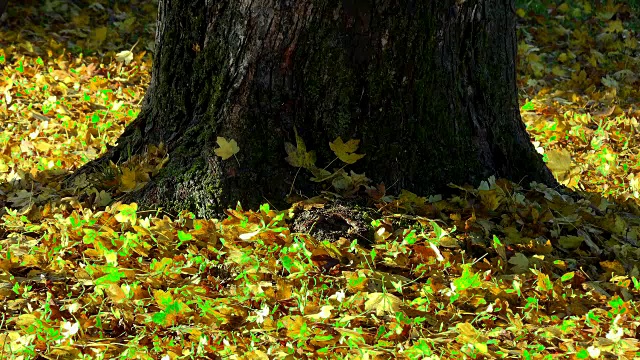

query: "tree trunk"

left=81, top=0, right=556, bottom=218
left=0, top=0, right=7, bottom=17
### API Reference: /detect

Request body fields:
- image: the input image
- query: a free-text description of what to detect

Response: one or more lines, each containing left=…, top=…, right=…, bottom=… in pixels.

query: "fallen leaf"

left=365, top=292, right=402, bottom=316
left=214, top=137, right=240, bottom=160
left=329, top=137, right=365, bottom=164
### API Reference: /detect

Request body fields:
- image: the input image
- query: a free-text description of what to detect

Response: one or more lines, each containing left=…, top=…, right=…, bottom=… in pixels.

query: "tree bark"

left=0, top=0, right=7, bottom=17
left=79, top=0, right=556, bottom=218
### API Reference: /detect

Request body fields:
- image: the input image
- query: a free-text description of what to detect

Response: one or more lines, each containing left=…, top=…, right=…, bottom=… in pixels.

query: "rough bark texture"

left=80, top=0, right=556, bottom=218
left=0, top=0, right=7, bottom=17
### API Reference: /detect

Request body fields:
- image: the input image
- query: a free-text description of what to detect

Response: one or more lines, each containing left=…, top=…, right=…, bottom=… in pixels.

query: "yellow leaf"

left=457, top=322, right=477, bottom=337
left=606, top=20, right=624, bottom=34
left=243, top=350, right=269, bottom=360
left=104, top=251, right=118, bottom=266
left=16, top=313, right=39, bottom=328
left=364, top=292, right=402, bottom=316
left=114, top=203, right=138, bottom=224
left=106, top=284, right=127, bottom=303
left=344, top=271, right=368, bottom=292
left=556, top=3, right=570, bottom=13
left=153, top=289, right=174, bottom=309
left=557, top=53, right=569, bottom=63
left=305, top=305, right=334, bottom=320
left=545, top=148, right=572, bottom=184
left=285, top=128, right=316, bottom=168
left=536, top=271, right=553, bottom=292
left=119, top=167, right=137, bottom=192
left=93, top=27, right=108, bottom=44
left=116, top=50, right=134, bottom=65
left=551, top=65, right=566, bottom=77
left=214, top=137, right=240, bottom=160
left=282, top=315, right=308, bottom=338
left=478, top=189, right=502, bottom=211
left=600, top=260, right=625, bottom=276
left=34, top=141, right=51, bottom=152
left=456, top=322, right=489, bottom=346
left=329, top=137, right=365, bottom=164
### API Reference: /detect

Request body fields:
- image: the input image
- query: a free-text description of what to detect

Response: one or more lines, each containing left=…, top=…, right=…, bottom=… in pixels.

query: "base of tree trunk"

left=67, top=0, right=557, bottom=219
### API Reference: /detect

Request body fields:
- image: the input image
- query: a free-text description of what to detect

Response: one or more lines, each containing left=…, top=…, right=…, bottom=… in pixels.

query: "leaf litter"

left=0, top=0, right=640, bottom=359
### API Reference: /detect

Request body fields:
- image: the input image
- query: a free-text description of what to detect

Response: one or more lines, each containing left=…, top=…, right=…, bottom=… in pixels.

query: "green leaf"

left=453, top=265, right=482, bottom=292
left=560, top=272, right=575, bottom=282
left=152, top=311, right=167, bottom=325
left=558, top=235, right=584, bottom=249
left=521, top=101, right=535, bottom=111
left=94, top=270, right=126, bottom=285
left=281, top=255, right=294, bottom=273
left=576, top=348, right=589, bottom=359
left=177, top=230, right=192, bottom=245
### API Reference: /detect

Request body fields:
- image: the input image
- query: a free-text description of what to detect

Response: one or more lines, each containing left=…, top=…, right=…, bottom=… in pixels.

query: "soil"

left=289, top=200, right=378, bottom=245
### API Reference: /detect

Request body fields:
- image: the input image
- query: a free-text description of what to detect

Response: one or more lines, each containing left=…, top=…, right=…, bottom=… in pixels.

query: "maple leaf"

left=492, top=235, right=507, bottom=261
left=119, top=166, right=137, bottom=192
left=92, top=26, right=108, bottom=44
left=214, top=136, right=240, bottom=160
left=452, top=265, right=482, bottom=292
left=284, top=128, right=316, bottom=168
left=106, top=283, right=127, bottom=304
left=331, top=170, right=352, bottom=190
left=305, top=305, right=334, bottom=320
left=456, top=323, right=489, bottom=354
left=365, top=292, right=402, bottom=316
left=349, top=171, right=370, bottom=187
left=282, top=315, right=309, bottom=338
left=95, top=190, right=113, bottom=207
left=309, top=166, right=333, bottom=182
left=329, top=137, right=365, bottom=164
left=114, top=203, right=138, bottom=224
left=7, top=189, right=33, bottom=208
left=509, top=252, right=529, bottom=274
left=558, top=235, right=584, bottom=249
left=365, top=183, right=386, bottom=201
left=60, top=321, right=80, bottom=339
left=116, top=49, right=134, bottom=65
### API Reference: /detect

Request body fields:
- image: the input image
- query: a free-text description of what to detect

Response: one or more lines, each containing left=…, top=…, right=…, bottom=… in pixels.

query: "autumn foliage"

left=0, top=1, right=639, bottom=359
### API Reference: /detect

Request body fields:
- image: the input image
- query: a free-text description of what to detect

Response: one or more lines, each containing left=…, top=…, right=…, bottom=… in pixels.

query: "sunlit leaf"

left=214, top=136, right=240, bottom=160
left=116, top=49, right=134, bottom=65
left=114, top=203, right=138, bottom=224
left=365, top=292, right=402, bottom=316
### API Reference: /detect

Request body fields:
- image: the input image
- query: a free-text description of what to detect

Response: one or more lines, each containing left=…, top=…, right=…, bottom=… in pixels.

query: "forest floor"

left=1, top=0, right=640, bottom=359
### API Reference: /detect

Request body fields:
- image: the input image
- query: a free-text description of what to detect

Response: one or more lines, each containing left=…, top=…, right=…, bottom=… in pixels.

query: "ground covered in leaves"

left=1, top=0, right=640, bottom=359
